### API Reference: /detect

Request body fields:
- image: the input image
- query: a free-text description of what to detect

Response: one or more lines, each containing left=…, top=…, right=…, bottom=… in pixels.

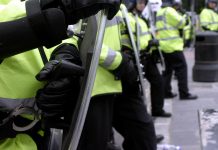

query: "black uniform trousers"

left=113, top=93, right=157, bottom=150
left=142, top=54, right=165, bottom=114
left=114, top=81, right=157, bottom=150
left=162, top=51, right=189, bottom=97
left=77, top=95, right=114, bottom=150
left=78, top=83, right=157, bottom=150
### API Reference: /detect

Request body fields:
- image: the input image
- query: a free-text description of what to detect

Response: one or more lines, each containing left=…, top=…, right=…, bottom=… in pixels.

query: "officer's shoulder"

left=201, top=8, right=211, bottom=13
left=166, top=7, right=177, bottom=12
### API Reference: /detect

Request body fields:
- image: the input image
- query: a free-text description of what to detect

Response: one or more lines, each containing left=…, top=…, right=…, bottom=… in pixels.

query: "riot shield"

left=62, top=10, right=108, bottom=150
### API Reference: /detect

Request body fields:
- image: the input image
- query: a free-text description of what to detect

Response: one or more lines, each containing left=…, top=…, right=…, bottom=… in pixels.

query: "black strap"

left=38, top=47, right=48, bottom=65
left=25, top=0, right=58, bottom=48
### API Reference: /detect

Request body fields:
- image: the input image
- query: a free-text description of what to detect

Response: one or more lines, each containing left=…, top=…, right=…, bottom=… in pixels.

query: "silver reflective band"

left=106, top=18, right=117, bottom=27
left=156, top=27, right=177, bottom=31
left=201, top=22, right=218, bottom=26
left=121, top=38, right=131, bottom=46
left=159, top=36, right=180, bottom=41
left=116, top=16, right=123, bottom=24
left=101, top=48, right=117, bottom=68
left=138, top=25, right=150, bottom=36
left=106, top=16, right=123, bottom=27
left=141, top=31, right=151, bottom=36
left=121, top=29, right=150, bottom=36
left=156, top=16, right=164, bottom=22
left=176, top=18, right=185, bottom=28
left=0, top=97, right=35, bottom=112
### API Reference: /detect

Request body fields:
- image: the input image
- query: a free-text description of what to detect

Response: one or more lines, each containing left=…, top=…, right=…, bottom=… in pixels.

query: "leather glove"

left=40, top=0, right=121, bottom=24
left=112, top=52, right=138, bottom=86
left=146, top=39, right=159, bottom=51
left=178, top=8, right=186, bottom=15
left=148, top=39, right=159, bottom=47
left=35, top=44, right=84, bottom=120
left=140, top=50, right=150, bottom=63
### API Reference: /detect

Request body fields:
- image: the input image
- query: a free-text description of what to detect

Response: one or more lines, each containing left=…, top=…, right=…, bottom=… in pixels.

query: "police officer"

left=156, top=0, right=198, bottom=100
left=172, top=0, right=193, bottom=48
left=200, top=0, right=218, bottom=31
left=37, top=5, right=157, bottom=149
left=0, top=0, right=121, bottom=149
left=163, top=0, right=193, bottom=96
left=122, top=0, right=171, bottom=117
left=112, top=5, right=157, bottom=150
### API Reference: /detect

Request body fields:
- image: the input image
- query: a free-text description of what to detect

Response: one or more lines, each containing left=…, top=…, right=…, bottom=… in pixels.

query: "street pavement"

left=157, top=49, right=218, bottom=150
left=114, top=49, right=218, bottom=150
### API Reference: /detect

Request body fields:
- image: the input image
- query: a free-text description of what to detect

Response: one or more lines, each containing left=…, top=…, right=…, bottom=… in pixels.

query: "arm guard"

left=0, top=8, right=67, bottom=59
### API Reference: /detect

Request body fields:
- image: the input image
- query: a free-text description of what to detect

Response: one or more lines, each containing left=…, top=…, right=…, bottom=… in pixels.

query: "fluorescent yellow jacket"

left=121, top=12, right=152, bottom=51
left=0, top=1, right=42, bottom=149
left=200, top=8, right=218, bottom=31
left=0, top=1, right=79, bottom=149
left=0, top=0, right=12, bottom=4
left=92, top=12, right=123, bottom=97
left=0, top=0, right=26, bottom=22
left=156, top=7, right=186, bottom=53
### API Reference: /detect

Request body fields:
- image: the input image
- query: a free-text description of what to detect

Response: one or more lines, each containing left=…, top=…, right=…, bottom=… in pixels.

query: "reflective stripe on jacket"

left=156, top=7, right=186, bottom=53
left=92, top=12, right=123, bottom=97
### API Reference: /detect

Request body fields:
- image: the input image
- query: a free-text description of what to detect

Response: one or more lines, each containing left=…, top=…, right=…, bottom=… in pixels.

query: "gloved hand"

left=40, top=0, right=121, bottom=23
left=35, top=44, right=84, bottom=121
left=112, top=52, right=138, bottom=86
left=148, top=39, right=159, bottom=47
left=185, top=15, right=190, bottom=26
left=146, top=39, right=159, bottom=52
left=178, top=8, right=186, bottom=15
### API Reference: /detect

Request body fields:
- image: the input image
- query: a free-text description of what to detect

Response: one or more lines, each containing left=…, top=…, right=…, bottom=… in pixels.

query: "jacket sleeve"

left=99, top=44, right=122, bottom=70
left=166, top=7, right=186, bottom=29
left=70, top=34, right=122, bottom=71
left=200, top=9, right=210, bottom=27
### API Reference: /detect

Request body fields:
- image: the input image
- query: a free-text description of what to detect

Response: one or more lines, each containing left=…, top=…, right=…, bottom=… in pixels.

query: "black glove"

left=148, top=39, right=159, bottom=47
left=140, top=50, right=150, bottom=63
left=40, top=0, right=121, bottom=23
left=35, top=44, right=84, bottom=122
left=178, top=8, right=186, bottom=15
left=112, top=52, right=138, bottom=86
left=146, top=39, right=159, bottom=51
left=185, top=15, right=190, bottom=26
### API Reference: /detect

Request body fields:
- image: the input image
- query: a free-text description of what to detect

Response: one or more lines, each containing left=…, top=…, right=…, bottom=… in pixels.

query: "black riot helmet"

left=206, top=0, right=218, bottom=10
left=162, top=0, right=173, bottom=7
left=127, top=0, right=148, bottom=11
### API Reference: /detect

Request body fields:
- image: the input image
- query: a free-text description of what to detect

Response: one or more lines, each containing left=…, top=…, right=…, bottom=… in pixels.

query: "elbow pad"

left=0, top=2, right=67, bottom=59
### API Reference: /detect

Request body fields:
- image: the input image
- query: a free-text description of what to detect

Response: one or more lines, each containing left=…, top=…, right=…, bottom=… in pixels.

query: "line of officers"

left=1, top=0, right=213, bottom=149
